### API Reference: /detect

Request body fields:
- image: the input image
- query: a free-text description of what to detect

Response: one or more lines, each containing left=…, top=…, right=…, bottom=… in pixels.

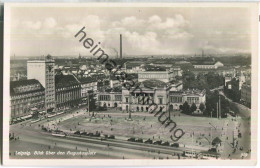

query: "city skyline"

left=10, top=7, right=252, bottom=57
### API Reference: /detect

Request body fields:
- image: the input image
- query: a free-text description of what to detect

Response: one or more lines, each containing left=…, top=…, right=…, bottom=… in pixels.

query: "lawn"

left=48, top=109, right=227, bottom=149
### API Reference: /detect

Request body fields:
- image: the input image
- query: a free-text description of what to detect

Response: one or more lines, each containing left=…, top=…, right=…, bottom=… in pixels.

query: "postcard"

left=2, top=2, right=258, bottom=166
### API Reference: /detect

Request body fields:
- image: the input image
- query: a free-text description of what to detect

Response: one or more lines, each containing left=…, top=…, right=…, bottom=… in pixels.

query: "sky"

left=10, top=6, right=252, bottom=57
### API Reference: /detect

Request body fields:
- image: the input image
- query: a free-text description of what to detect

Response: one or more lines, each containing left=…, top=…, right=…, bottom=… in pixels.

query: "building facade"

left=193, top=61, right=224, bottom=69
left=79, top=77, right=98, bottom=98
left=97, top=89, right=122, bottom=108
left=55, top=75, right=81, bottom=109
left=27, top=55, right=55, bottom=112
left=121, top=80, right=170, bottom=112
left=169, top=89, right=206, bottom=111
left=138, top=70, right=174, bottom=83
left=96, top=70, right=205, bottom=113
left=10, top=79, right=45, bottom=120
left=241, top=81, right=251, bottom=108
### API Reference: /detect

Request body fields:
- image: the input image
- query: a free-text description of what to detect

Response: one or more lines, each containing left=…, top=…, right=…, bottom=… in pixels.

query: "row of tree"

left=204, top=91, right=230, bottom=118
left=181, top=71, right=224, bottom=90
left=180, top=102, right=205, bottom=115
left=180, top=91, right=230, bottom=118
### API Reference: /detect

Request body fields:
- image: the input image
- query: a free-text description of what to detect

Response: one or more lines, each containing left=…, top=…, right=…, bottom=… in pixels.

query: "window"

left=159, top=98, right=163, bottom=104
left=126, top=97, right=129, bottom=103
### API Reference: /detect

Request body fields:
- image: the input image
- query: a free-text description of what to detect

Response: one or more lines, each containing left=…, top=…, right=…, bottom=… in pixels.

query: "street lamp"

left=185, top=131, right=195, bottom=159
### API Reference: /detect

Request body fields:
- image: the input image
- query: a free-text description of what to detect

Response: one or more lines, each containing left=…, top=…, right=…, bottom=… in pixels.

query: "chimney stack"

left=120, top=34, right=122, bottom=59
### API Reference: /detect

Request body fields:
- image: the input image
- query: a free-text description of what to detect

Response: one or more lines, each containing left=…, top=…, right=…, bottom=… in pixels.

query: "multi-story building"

left=121, top=79, right=170, bottom=112
left=96, top=70, right=205, bottom=113
left=138, top=70, right=174, bottom=83
left=97, top=87, right=122, bottom=108
left=10, top=79, right=45, bottom=120
left=27, top=55, right=55, bottom=112
left=169, top=89, right=206, bottom=111
left=55, top=74, right=81, bottom=109
left=79, top=77, right=98, bottom=98
left=241, top=81, right=251, bottom=108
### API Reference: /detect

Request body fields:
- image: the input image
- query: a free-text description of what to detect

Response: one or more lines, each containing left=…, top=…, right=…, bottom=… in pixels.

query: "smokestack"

left=120, top=34, right=122, bottom=59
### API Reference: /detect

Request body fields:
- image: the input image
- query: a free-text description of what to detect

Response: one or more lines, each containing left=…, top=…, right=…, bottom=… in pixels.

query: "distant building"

left=138, top=70, right=174, bottom=83
left=241, top=81, right=251, bottom=108
left=10, top=79, right=45, bottom=120
left=170, top=66, right=183, bottom=77
left=193, top=61, right=224, bottom=69
left=55, top=74, right=81, bottom=109
left=169, top=89, right=206, bottom=111
left=27, top=55, right=55, bottom=112
left=225, top=75, right=232, bottom=87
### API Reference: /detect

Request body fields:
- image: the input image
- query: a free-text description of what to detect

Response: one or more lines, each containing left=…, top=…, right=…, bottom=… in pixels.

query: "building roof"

left=55, top=75, right=80, bottom=88
left=10, top=79, right=44, bottom=96
left=145, top=65, right=167, bottom=71
left=78, top=77, right=97, bottom=84
left=193, top=61, right=216, bottom=65
left=142, top=79, right=167, bottom=88
left=105, top=86, right=122, bottom=93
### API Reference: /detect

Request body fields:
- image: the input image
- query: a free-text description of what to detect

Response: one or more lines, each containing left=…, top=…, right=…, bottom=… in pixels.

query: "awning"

left=21, top=115, right=32, bottom=120
left=31, top=107, right=38, bottom=111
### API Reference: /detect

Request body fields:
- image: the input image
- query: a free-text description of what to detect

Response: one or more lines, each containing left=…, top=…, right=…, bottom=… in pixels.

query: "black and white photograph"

left=2, top=2, right=258, bottom=166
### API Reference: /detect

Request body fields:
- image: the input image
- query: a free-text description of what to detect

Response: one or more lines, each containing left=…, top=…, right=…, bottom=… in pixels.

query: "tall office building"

left=27, top=55, right=56, bottom=112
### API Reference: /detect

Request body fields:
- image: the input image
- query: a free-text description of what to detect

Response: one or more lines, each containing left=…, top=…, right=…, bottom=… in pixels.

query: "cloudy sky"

left=10, top=6, right=252, bottom=57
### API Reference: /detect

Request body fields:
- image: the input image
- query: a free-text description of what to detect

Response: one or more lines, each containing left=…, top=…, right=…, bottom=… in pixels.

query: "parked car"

left=153, top=140, right=162, bottom=145
left=161, top=141, right=170, bottom=146
left=127, top=137, right=136, bottom=142
left=80, top=132, right=88, bottom=136
left=136, top=138, right=143, bottom=143
left=171, top=143, right=179, bottom=147
left=88, top=133, right=94, bottom=136
left=108, top=135, right=115, bottom=139
left=94, top=132, right=100, bottom=137
left=74, top=130, right=81, bottom=135
left=144, top=139, right=153, bottom=144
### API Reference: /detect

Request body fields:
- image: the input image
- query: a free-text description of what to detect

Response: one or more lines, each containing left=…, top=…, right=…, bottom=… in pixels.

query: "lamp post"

left=186, top=131, right=194, bottom=159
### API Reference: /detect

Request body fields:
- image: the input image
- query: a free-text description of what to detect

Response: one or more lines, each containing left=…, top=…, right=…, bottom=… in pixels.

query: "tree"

left=182, top=102, right=190, bottom=114
left=179, top=105, right=183, bottom=110
left=199, top=103, right=205, bottom=112
left=190, top=103, right=197, bottom=113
